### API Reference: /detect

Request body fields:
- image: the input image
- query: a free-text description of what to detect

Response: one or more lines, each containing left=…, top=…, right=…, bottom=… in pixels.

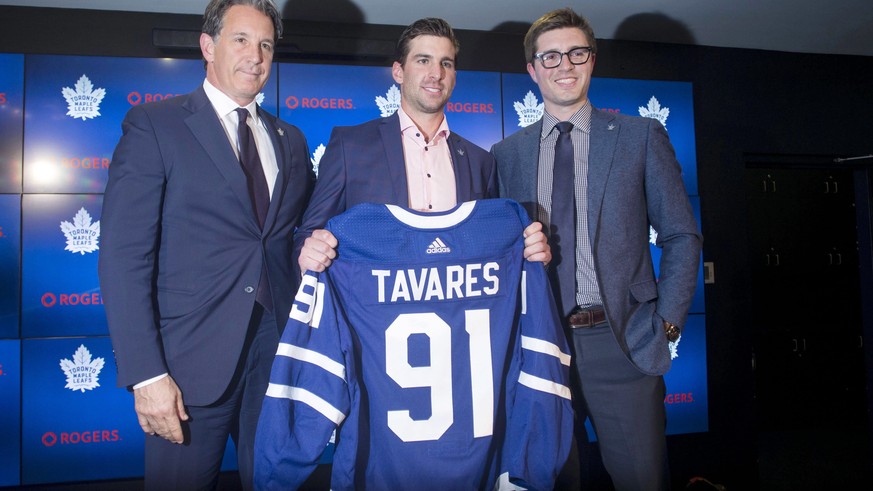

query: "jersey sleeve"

left=254, top=271, right=352, bottom=491
left=501, top=261, right=574, bottom=491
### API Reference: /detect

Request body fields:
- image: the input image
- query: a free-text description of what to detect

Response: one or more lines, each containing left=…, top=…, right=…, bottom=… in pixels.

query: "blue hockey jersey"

left=254, top=199, right=573, bottom=491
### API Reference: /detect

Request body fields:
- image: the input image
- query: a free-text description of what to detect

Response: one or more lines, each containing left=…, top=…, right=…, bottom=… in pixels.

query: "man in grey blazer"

left=99, top=1, right=313, bottom=489
left=491, top=8, right=702, bottom=490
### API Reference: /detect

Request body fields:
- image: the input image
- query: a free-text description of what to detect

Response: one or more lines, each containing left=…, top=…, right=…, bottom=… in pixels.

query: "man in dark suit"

left=491, top=8, right=702, bottom=490
left=297, top=17, right=549, bottom=272
left=98, top=1, right=313, bottom=489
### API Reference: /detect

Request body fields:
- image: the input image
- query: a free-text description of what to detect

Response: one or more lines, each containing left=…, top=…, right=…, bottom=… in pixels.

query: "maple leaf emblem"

left=255, top=92, right=265, bottom=105
left=60, top=207, right=100, bottom=255
left=638, top=96, right=669, bottom=129
left=513, top=90, right=544, bottom=128
left=649, top=225, right=658, bottom=246
left=669, top=334, right=682, bottom=360
left=60, top=344, right=105, bottom=393
left=311, top=143, right=326, bottom=178
left=61, top=74, right=106, bottom=121
left=375, top=85, right=401, bottom=117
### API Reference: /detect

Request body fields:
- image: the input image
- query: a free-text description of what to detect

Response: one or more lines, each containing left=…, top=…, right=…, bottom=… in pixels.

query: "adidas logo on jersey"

left=426, top=237, right=451, bottom=254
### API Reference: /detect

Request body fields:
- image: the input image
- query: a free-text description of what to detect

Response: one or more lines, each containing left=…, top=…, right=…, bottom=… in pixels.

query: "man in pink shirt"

left=295, top=17, right=549, bottom=271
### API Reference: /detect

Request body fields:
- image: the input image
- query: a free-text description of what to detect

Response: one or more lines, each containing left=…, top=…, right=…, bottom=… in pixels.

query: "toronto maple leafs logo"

left=311, top=143, right=326, bottom=178
left=638, top=96, right=670, bottom=129
left=62, top=74, right=106, bottom=121
left=375, top=85, right=401, bottom=117
left=60, top=207, right=100, bottom=255
left=255, top=92, right=265, bottom=106
left=649, top=225, right=658, bottom=246
left=513, top=91, right=544, bottom=127
left=60, top=345, right=105, bottom=393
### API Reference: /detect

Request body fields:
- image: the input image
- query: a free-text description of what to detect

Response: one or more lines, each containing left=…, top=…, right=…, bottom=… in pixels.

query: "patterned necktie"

left=235, top=107, right=270, bottom=229
left=235, top=107, right=272, bottom=312
left=550, top=121, right=576, bottom=316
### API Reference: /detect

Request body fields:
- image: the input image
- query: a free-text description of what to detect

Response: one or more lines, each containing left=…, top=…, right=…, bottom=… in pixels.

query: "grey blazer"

left=491, top=108, right=702, bottom=375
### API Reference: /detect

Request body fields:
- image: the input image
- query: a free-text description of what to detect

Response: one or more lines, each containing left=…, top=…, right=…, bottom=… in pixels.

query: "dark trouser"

left=144, top=306, right=278, bottom=491
left=569, top=323, right=669, bottom=491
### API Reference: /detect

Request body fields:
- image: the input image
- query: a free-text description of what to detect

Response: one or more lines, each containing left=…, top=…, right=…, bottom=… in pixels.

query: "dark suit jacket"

left=99, top=86, right=314, bottom=406
left=294, top=111, right=497, bottom=253
left=492, top=108, right=702, bottom=375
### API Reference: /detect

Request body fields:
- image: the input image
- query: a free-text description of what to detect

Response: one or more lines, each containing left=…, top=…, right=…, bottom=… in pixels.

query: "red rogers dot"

left=42, top=432, right=58, bottom=447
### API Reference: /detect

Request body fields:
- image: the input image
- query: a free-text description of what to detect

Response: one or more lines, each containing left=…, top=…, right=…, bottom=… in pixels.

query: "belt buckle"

left=568, top=306, right=604, bottom=329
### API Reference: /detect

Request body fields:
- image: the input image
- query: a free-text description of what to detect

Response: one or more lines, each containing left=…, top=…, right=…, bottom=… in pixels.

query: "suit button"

left=244, top=286, right=254, bottom=293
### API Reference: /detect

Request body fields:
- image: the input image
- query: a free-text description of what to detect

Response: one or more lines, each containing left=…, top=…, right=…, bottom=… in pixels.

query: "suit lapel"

left=259, top=109, right=289, bottom=233
left=587, top=108, right=619, bottom=243
left=183, top=88, right=260, bottom=233
left=517, top=122, right=542, bottom=210
left=447, top=134, right=471, bottom=203
left=380, top=113, right=410, bottom=206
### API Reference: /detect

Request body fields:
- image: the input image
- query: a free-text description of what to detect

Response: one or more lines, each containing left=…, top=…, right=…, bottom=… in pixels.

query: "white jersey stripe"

left=521, top=271, right=527, bottom=315
left=521, top=336, right=571, bottom=367
left=518, top=372, right=572, bottom=400
left=266, top=383, right=346, bottom=425
left=276, top=342, right=346, bottom=379
left=494, top=471, right=528, bottom=491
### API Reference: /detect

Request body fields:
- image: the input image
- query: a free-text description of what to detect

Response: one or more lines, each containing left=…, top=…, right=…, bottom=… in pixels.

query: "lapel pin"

left=277, top=128, right=284, bottom=136
left=608, top=124, right=615, bottom=131
left=457, top=148, right=465, bottom=156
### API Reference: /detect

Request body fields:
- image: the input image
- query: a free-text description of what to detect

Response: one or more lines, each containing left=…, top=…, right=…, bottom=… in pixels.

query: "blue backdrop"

left=0, top=339, right=21, bottom=487
left=0, top=53, right=23, bottom=193
left=21, top=194, right=105, bottom=337
left=23, top=55, right=279, bottom=194
left=0, top=194, right=20, bottom=339
left=1, top=54, right=706, bottom=486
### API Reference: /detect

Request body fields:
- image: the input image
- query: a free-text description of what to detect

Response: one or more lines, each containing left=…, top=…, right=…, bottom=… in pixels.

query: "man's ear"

left=200, top=33, right=215, bottom=63
left=391, top=61, right=404, bottom=84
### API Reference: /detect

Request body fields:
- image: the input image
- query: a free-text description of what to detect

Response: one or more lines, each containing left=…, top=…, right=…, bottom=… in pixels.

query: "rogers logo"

left=41, top=292, right=103, bottom=308
left=0, top=92, right=7, bottom=104
left=42, top=429, right=121, bottom=447
left=664, top=392, right=694, bottom=404
left=127, top=92, right=182, bottom=106
left=61, top=157, right=110, bottom=170
left=285, top=96, right=354, bottom=110
left=444, top=102, right=494, bottom=114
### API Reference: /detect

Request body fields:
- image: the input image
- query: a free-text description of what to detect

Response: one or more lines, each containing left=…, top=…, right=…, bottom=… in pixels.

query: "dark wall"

left=4, top=5, right=873, bottom=488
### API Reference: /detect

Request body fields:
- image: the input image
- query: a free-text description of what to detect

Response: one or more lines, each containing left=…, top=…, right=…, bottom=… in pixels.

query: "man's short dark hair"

left=524, top=8, right=597, bottom=63
left=394, top=18, right=460, bottom=65
left=202, top=0, right=283, bottom=42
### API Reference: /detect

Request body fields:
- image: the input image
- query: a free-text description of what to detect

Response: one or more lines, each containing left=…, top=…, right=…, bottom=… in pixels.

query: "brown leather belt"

left=567, top=306, right=607, bottom=328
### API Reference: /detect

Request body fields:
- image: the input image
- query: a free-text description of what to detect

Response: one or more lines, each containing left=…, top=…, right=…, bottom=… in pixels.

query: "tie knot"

left=555, top=121, right=573, bottom=134
left=236, top=107, right=250, bottom=124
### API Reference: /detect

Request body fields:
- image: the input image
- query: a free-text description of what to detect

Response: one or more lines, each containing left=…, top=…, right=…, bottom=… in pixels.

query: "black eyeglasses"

left=534, top=47, right=593, bottom=68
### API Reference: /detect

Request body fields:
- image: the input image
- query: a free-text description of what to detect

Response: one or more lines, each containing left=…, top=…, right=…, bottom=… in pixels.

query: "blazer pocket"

left=156, top=286, right=195, bottom=319
left=628, top=279, right=658, bottom=304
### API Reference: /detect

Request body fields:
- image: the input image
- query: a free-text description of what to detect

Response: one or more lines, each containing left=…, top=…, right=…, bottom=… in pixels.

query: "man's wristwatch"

left=663, top=320, right=681, bottom=342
